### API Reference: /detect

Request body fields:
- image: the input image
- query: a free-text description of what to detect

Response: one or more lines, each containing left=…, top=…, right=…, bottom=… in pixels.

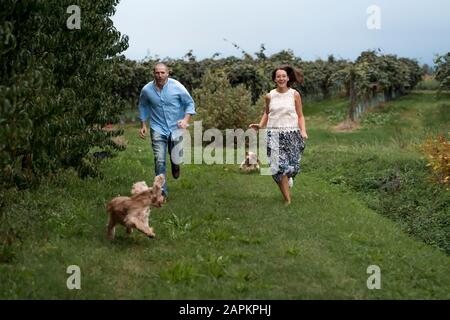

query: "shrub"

left=423, top=132, right=450, bottom=188
left=0, top=0, right=128, bottom=189
left=193, top=69, right=260, bottom=131
left=435, top=53, right=450, bottom=92
left=415, top=76, right=440, bottom=91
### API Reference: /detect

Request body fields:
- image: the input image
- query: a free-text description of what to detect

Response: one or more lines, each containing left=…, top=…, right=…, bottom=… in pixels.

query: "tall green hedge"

left=0, top=0, right=128, bottom=189
left=435, top=53, right=450, bottom=92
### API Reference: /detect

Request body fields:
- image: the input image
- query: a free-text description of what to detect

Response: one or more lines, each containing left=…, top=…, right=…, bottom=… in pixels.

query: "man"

left=139, top=63, right=195, bottom=200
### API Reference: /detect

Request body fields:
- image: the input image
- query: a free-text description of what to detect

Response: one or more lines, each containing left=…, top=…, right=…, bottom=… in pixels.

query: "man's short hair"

left=153, top=62, right=169, bottom=73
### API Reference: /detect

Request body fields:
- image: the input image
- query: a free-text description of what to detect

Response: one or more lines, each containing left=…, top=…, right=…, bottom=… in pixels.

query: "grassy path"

left=1, top=92, right=449, bottom=299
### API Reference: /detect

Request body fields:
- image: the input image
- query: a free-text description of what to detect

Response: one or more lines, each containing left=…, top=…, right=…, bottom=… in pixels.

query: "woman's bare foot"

left=279, top=175, right=291, bottom=204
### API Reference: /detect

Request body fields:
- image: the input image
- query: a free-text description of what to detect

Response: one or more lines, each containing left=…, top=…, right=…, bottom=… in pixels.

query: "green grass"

left=0, top=92, right=449, bottom=299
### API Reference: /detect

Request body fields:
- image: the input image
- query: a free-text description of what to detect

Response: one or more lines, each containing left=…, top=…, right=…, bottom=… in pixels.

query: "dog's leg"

left=143, top=209, right=150, bottom=229
left=129, top=217, right=155, bottom=238
left=143, top=211, right=155, bottom=238
left=126, top=227, right=133, bottom=235
left=107, top=217, right=116, bottom=240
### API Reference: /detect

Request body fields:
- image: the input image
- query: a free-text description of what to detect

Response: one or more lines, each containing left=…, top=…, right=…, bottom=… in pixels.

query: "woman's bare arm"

left=249, top=94, right=270, bottom=129
left=294, top=91, right=308, bottom=139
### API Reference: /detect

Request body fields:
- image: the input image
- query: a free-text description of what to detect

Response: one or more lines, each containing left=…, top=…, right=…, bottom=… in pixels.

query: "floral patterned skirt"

left=266, top=130, right=306, bottom=184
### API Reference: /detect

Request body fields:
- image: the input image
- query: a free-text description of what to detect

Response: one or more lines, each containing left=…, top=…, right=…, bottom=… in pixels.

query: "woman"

left=249, top=65, right=308, bottom=205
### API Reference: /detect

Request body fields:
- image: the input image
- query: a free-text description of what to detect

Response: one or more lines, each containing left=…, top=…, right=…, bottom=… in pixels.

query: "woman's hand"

left=301, top=131, right=308, bottom=140
left=249, top=124, right=261, bottom=130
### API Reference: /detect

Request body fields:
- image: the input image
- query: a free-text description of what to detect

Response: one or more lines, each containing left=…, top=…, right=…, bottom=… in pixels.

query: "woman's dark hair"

left=271, top=65, right=304, bottom=86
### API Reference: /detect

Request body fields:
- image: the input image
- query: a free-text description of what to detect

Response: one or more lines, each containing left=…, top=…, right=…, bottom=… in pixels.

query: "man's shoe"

left=171, top=163, right=180, bottom=179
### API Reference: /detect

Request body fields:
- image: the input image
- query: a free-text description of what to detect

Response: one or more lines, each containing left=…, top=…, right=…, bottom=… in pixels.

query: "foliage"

left=166, top=50, right=207, bottom=93
left=299, top=55, right=351, bottom=99
left=0, top=0, right=129, bottom=189
left=306, top=150, right=450, bottom=254
left=422, top=63, right=435, bottom=76
left=193, top=69, right=259, bottom=131
left=435, top=53, right=450, bottom=92
left=423, top=132, right=450, bottom=188
left=415, top=75, right=440, bottom=90
left=332, top=50, right=422, bottom=120
left=118, top=45, right=353, bottom=105
left=113, top=47, right=423, bottom=124
left=114, top=59, right=151, bottom=110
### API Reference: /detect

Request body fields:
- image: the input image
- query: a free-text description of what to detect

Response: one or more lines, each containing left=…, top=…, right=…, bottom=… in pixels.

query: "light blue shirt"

left=138, top=78, right=196, bottom=136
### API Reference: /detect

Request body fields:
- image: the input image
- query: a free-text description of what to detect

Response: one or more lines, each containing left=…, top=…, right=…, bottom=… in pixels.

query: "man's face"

left=154, top=65, right=169, bottom=87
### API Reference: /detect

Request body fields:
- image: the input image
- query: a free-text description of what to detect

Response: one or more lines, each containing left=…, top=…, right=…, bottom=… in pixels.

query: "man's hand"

left=139, top=125, right=147, bottom=139
left=177, top=119, right=189, bottom=129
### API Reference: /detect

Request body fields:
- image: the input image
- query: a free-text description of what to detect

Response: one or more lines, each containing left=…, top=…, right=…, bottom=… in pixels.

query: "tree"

left=331, top=51, right=421, bottom=121
left=113, top=59, right=151, bottom=117
left=0, top=0, right=129, bottom=188
left=193, top=70, right=258, bottom=131
left=435, top=53, right=450, bottom=92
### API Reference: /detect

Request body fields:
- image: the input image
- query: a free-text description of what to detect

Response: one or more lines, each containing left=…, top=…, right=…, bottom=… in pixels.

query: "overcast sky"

left=112, top=0, right=450, bottom=65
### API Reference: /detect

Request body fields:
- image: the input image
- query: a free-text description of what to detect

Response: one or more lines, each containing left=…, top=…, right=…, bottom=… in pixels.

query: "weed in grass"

left=286, top=247, right=301, bottom=256
left=159, top=261, right=198, bottom=284
left=326, top=109, right=347, bottom=124
left=163, top=211, right=193, bottom=240
left=206, top=229, right=233, bottom=243
left=198, top=254, right=230, bottom=279
left=236, top=235, right=262, bottom=245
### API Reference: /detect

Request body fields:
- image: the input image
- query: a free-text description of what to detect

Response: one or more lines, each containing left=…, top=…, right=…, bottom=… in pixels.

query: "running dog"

left=106, top=175, right=165, bottom=240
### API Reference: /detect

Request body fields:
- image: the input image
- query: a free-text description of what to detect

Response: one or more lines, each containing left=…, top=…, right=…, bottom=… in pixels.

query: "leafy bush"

left=415, top=76, right=440, bottom=90
left=360, top=109, right=396, bottom=127
left=435, top=53, right=450, bottom=92
left=193, top=69, right=260, bottom=131
left=113, top=60, right=151, bottom=119
left=0, top=0, right=128, bottom=189
left=423, top=132, right=450, bottom=188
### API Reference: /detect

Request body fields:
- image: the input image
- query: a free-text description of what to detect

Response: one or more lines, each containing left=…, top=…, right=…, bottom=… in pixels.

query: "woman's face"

left=274, top=70, right=289, bottom=88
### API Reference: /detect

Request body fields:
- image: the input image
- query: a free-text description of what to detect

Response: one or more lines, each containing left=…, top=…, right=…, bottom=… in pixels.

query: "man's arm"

left=178, top=83, right=196, bottom=129
left=138, top=88, right=149, bottom=139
